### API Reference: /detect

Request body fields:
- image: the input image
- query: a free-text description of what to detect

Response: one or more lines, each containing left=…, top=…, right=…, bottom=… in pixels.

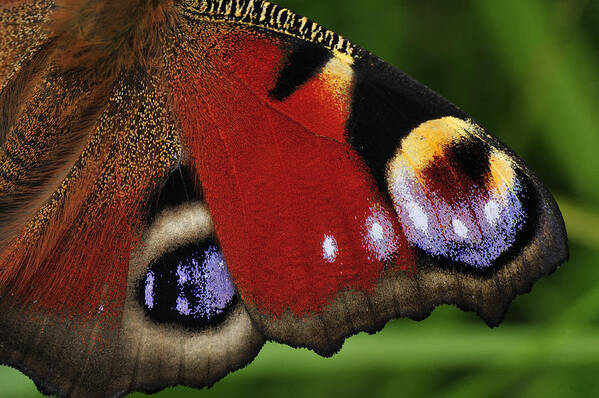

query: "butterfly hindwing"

left=0, top=62, right=264, bottom=396
left=0, top=0, right=568, bottom=396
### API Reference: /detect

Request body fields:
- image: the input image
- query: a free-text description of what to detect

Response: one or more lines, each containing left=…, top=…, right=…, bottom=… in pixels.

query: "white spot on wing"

left=369, top=222, right=384, bottom=241
left=485, top=200, right=501, bottom=225
left=322, top=235, right=338, bottom=263
left=452, top=218, right=469, bottom=238
left=365, top=207, right=399, bottom=261
left=407, top=201, right=429, bottom=234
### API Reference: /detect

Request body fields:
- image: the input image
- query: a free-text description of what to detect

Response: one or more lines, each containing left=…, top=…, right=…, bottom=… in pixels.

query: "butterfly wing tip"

left=474, top=179, right=570, bottom=327
left=479, top=241, right=569, bottom=328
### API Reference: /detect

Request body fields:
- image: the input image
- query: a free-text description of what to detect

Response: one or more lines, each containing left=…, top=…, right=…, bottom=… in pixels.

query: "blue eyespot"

left=138, top=240, right=237, bottom=329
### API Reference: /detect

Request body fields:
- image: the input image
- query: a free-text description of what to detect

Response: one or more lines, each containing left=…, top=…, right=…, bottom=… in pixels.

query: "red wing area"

left=172, top=32, right=413, bottom=317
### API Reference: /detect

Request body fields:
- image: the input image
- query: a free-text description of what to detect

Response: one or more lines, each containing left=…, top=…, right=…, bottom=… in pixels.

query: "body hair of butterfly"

left=0, top=0, right=181, bottom=243
left=51, top=0, right=177, bottom=77
left=0, top=0, right=185, bottom=322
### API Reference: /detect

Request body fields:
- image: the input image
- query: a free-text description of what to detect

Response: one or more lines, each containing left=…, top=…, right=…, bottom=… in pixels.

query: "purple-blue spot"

left=139, top=241, right=237, bottom=329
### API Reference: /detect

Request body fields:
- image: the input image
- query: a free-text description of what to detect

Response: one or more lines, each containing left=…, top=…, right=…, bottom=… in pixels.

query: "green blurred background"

left=1, top=0, right=598, bottom=396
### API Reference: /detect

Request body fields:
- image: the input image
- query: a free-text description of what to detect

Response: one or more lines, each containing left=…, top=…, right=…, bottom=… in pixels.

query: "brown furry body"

left=0, top=0, right=182, bottom=317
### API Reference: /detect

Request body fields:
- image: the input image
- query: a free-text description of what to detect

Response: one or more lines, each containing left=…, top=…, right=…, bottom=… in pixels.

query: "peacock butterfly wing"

left=171, top=0, right=568, bottom=355
left=0, top=0, right=568, bottom=397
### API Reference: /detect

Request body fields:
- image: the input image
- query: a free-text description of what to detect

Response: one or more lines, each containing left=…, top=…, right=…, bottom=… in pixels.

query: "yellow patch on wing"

left=317, top=55, right=354, bottom=112
left=488, top=151, right=516, bottom=195
left=395, top=117, right=475, bottom=170
left=332, top=49, right=354, bottom=66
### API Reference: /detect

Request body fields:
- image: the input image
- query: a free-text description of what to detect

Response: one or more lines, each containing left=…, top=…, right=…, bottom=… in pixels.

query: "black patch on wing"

left=269, top=41, right=332, bottom=101
left=447, top=138, right=491, bottom=184
left=136, top=240, right=238, bottom=331
left=147, top=165, right=201, bottom=222
left=346, top=54, right=467, bottom=194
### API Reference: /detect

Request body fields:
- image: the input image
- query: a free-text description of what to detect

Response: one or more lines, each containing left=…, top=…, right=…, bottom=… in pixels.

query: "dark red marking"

left=418, top=143, right=492, bottom=239
left=173, top=35, right=412, bottom=317
left=420, top=145, right=489, bottom=204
